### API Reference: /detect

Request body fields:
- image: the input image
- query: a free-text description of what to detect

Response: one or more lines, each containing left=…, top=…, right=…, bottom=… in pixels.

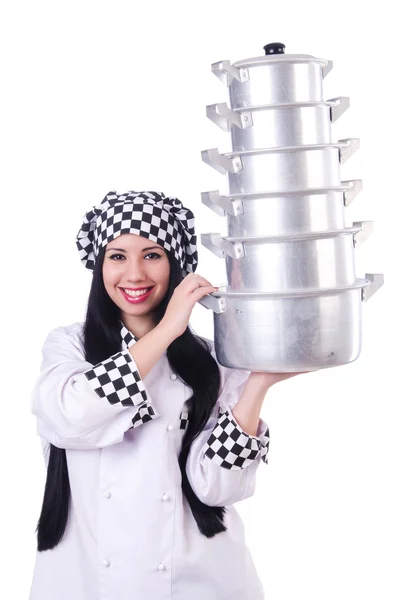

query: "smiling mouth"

left=120, top=287, right=155, bottom=292
left=119, top=286, right=156, bottom=302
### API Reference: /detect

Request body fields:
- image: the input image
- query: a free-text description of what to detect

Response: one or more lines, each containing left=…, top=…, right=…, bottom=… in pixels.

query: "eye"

left=109, top=253, right=162, bottom=260
left=109, top=254, right=125, bottom=260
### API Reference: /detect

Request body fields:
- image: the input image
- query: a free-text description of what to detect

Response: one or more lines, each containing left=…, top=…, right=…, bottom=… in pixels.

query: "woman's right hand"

left=160, top=273, right=218, bottom=339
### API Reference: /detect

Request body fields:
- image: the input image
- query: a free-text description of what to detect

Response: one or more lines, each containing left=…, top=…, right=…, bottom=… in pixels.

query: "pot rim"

left=233, top=100, right=340, bottom=112
left=223, top=141, right=350, bottom=158
left=212, top=278, right=370, bottom=299
left=232, top=54, right=329, bottom=69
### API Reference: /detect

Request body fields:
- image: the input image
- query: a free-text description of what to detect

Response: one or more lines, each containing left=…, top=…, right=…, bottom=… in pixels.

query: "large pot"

left=199, top=280, right=376, bottom=372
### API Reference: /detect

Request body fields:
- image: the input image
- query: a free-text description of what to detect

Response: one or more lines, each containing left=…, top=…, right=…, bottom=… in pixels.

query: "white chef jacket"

left=29, top=320, right=270, bottom=600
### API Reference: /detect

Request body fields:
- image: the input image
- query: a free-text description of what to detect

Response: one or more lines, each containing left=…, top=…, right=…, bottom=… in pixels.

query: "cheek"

left=102, top=263, right=119, bottom=288
left=158, top=262, right=171, bottom=285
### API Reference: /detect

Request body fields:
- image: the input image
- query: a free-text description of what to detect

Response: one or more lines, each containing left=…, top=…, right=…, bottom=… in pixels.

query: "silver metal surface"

left=227, top=58, right=329, bottom=107
left=202, top=141, right=359, bottom=191
left=329, top=96, right=350, bottom=122
left=201, top=181, right=363, bottom=220
left=231, top=104, right=333, bottom=149
left=206, top=102, right=253, bottom=132
left=201, top=148, right=242, bottom=175
left=211, top=289, right=363, bottom=371
left=202, top=228, right=362, bottom=291
left=352, top=221, right=374, bottom=248
left=211, top=60, right=250, bottom=87
left=227, top=146, right=343, bottom=193
left=199, top=45, right=383, bottom=371
left=206, top=98, right=350, bottom=149
left=361, top=274, right=385, bottom=302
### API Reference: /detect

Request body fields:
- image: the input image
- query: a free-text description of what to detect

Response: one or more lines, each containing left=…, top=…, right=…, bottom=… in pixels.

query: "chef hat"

left=75, top=190, right=199, bottom=277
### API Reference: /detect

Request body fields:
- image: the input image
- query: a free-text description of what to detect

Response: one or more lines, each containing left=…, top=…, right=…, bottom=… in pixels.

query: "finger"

left=188, top=274, right=215, bottom=287
left=185, top=278, right=216, bottom=291
left=193, top=284, right=217, bottom=293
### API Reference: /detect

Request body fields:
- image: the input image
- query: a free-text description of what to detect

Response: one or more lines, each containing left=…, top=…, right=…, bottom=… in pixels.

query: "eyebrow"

left=106, top=246, right=163, bottom=253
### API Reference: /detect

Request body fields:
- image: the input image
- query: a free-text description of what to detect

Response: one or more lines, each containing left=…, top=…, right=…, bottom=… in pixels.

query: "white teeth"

left=123, top=288, right=150, bottom=297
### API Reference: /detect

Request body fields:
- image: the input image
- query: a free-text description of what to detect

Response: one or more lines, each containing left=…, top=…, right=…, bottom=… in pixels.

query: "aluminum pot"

left=201, top=225, right=371, bottom=293
left=212, top=51, right=332, bottom=107
left=201, top=181, right=363, bottom=235
left=198, top=278, right=380, bottom=372
left=202, top=140, right=359, bottom=194
left=206, top=98, right=350, bottom=150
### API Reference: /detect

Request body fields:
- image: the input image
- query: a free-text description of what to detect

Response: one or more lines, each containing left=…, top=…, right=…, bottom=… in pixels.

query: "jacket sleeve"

left=30, top=325, right=160, bottom=450
left=185, top=366, right=270, bottom=507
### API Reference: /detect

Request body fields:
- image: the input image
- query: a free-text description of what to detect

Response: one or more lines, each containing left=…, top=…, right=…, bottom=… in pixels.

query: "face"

left=102, top=233, right=171, bottom=336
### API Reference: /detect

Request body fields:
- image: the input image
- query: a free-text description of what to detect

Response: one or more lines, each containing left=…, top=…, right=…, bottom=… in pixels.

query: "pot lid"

left=232, top=42, right=330, bottom=69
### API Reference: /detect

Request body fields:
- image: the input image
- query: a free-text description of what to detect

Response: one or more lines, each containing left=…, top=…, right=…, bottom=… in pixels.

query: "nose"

left=121, top=256, right=152, bottom=284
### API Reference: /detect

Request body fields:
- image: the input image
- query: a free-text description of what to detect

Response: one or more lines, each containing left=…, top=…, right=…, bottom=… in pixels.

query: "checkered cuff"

left=83, top=348, right=148, bottom=406
left=128, top=402, right=159, bottom=430
left=203, top=409, right=270, bottom=470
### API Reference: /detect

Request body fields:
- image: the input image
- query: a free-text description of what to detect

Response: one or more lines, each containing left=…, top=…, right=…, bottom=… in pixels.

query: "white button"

left=170, top=373, right=177, bottom=380
left=157, top=563, right=166, bottom=571
left=162, top=493, right=170, bottom=501
left=102, top=558, right=111, bottom=567
left=104, top=491, right=111, bottom=498
left=167, top=424, right=174, bottom=431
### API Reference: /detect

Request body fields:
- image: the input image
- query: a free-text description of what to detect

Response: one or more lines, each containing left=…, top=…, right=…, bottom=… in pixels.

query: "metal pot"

left=202, top=140, right=359, bottom=193
left=201, top=225, right=371, bottom=293
left=212, top=51, right=331, bottom=106
left=201, top=181, right=363, bottom=234
left=198, top=43, right=384, bottom=372
left=206, top=98, right=350, bottom=150
left=199, top=280, right=375, bottom=372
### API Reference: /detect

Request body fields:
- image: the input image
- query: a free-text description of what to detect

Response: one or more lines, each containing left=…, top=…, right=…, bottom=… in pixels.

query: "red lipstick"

left=120, top=287, right=154, bottom=304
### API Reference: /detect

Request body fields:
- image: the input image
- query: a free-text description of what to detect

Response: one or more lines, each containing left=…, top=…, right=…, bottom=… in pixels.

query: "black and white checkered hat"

left=75, top=190, right=198, bottom=277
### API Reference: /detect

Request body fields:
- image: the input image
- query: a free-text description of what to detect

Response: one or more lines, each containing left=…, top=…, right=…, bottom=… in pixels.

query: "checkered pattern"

left=75, top=190, right=198, bottom=278
left=203, top=408, right=270, bottom=470
left=128, top=402, right=159, bottom=430
left=180, top=411, right=189, bottom=430
left=119, top=321, right=138, bottom=350
left=83, top=349, right=149, bottom=406
left=83, top=320, right=154, bottom=409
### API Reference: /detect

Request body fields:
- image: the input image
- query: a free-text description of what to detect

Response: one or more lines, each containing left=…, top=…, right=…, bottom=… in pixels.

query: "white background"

left=1, top=1, right=395, bottom=598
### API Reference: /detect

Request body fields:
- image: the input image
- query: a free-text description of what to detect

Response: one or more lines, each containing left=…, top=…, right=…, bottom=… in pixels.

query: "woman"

left=29, top=189, right=304, bottom=600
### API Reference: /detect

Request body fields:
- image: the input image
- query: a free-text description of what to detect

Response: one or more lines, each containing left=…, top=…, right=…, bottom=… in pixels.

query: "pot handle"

left=322, top=60, right=333, bottom=78
left=201, top=190, right=244, bottom=217
left=206, top=103, right=253, bottom=132
left=343, top=179, right=363, bottom=206
left=353, top=221, right=374, bottom=248
left=329, top=96, right=350, bottom=122
left=201, top=148, right=243, bottom=175
left=211, top=60, right=250, bottom=86
left=197, top=291, right=227, bottom=314
left=201, top=232, right=245, bottom=259
left=338, top=138, right=360, bottom=164
left=361, top=273, right=385, bottom=302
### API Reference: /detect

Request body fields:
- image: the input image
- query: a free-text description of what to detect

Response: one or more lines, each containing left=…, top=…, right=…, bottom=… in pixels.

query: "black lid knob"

left=263, top=43, right=285, bottom=55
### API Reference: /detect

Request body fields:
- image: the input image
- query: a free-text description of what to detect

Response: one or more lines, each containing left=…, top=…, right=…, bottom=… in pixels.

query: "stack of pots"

left=198, top=43, right=384, bottom=372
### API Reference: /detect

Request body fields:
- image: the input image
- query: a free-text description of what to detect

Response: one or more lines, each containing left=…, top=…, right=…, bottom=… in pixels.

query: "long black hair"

left=35, top=244, right=227, bottom=551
